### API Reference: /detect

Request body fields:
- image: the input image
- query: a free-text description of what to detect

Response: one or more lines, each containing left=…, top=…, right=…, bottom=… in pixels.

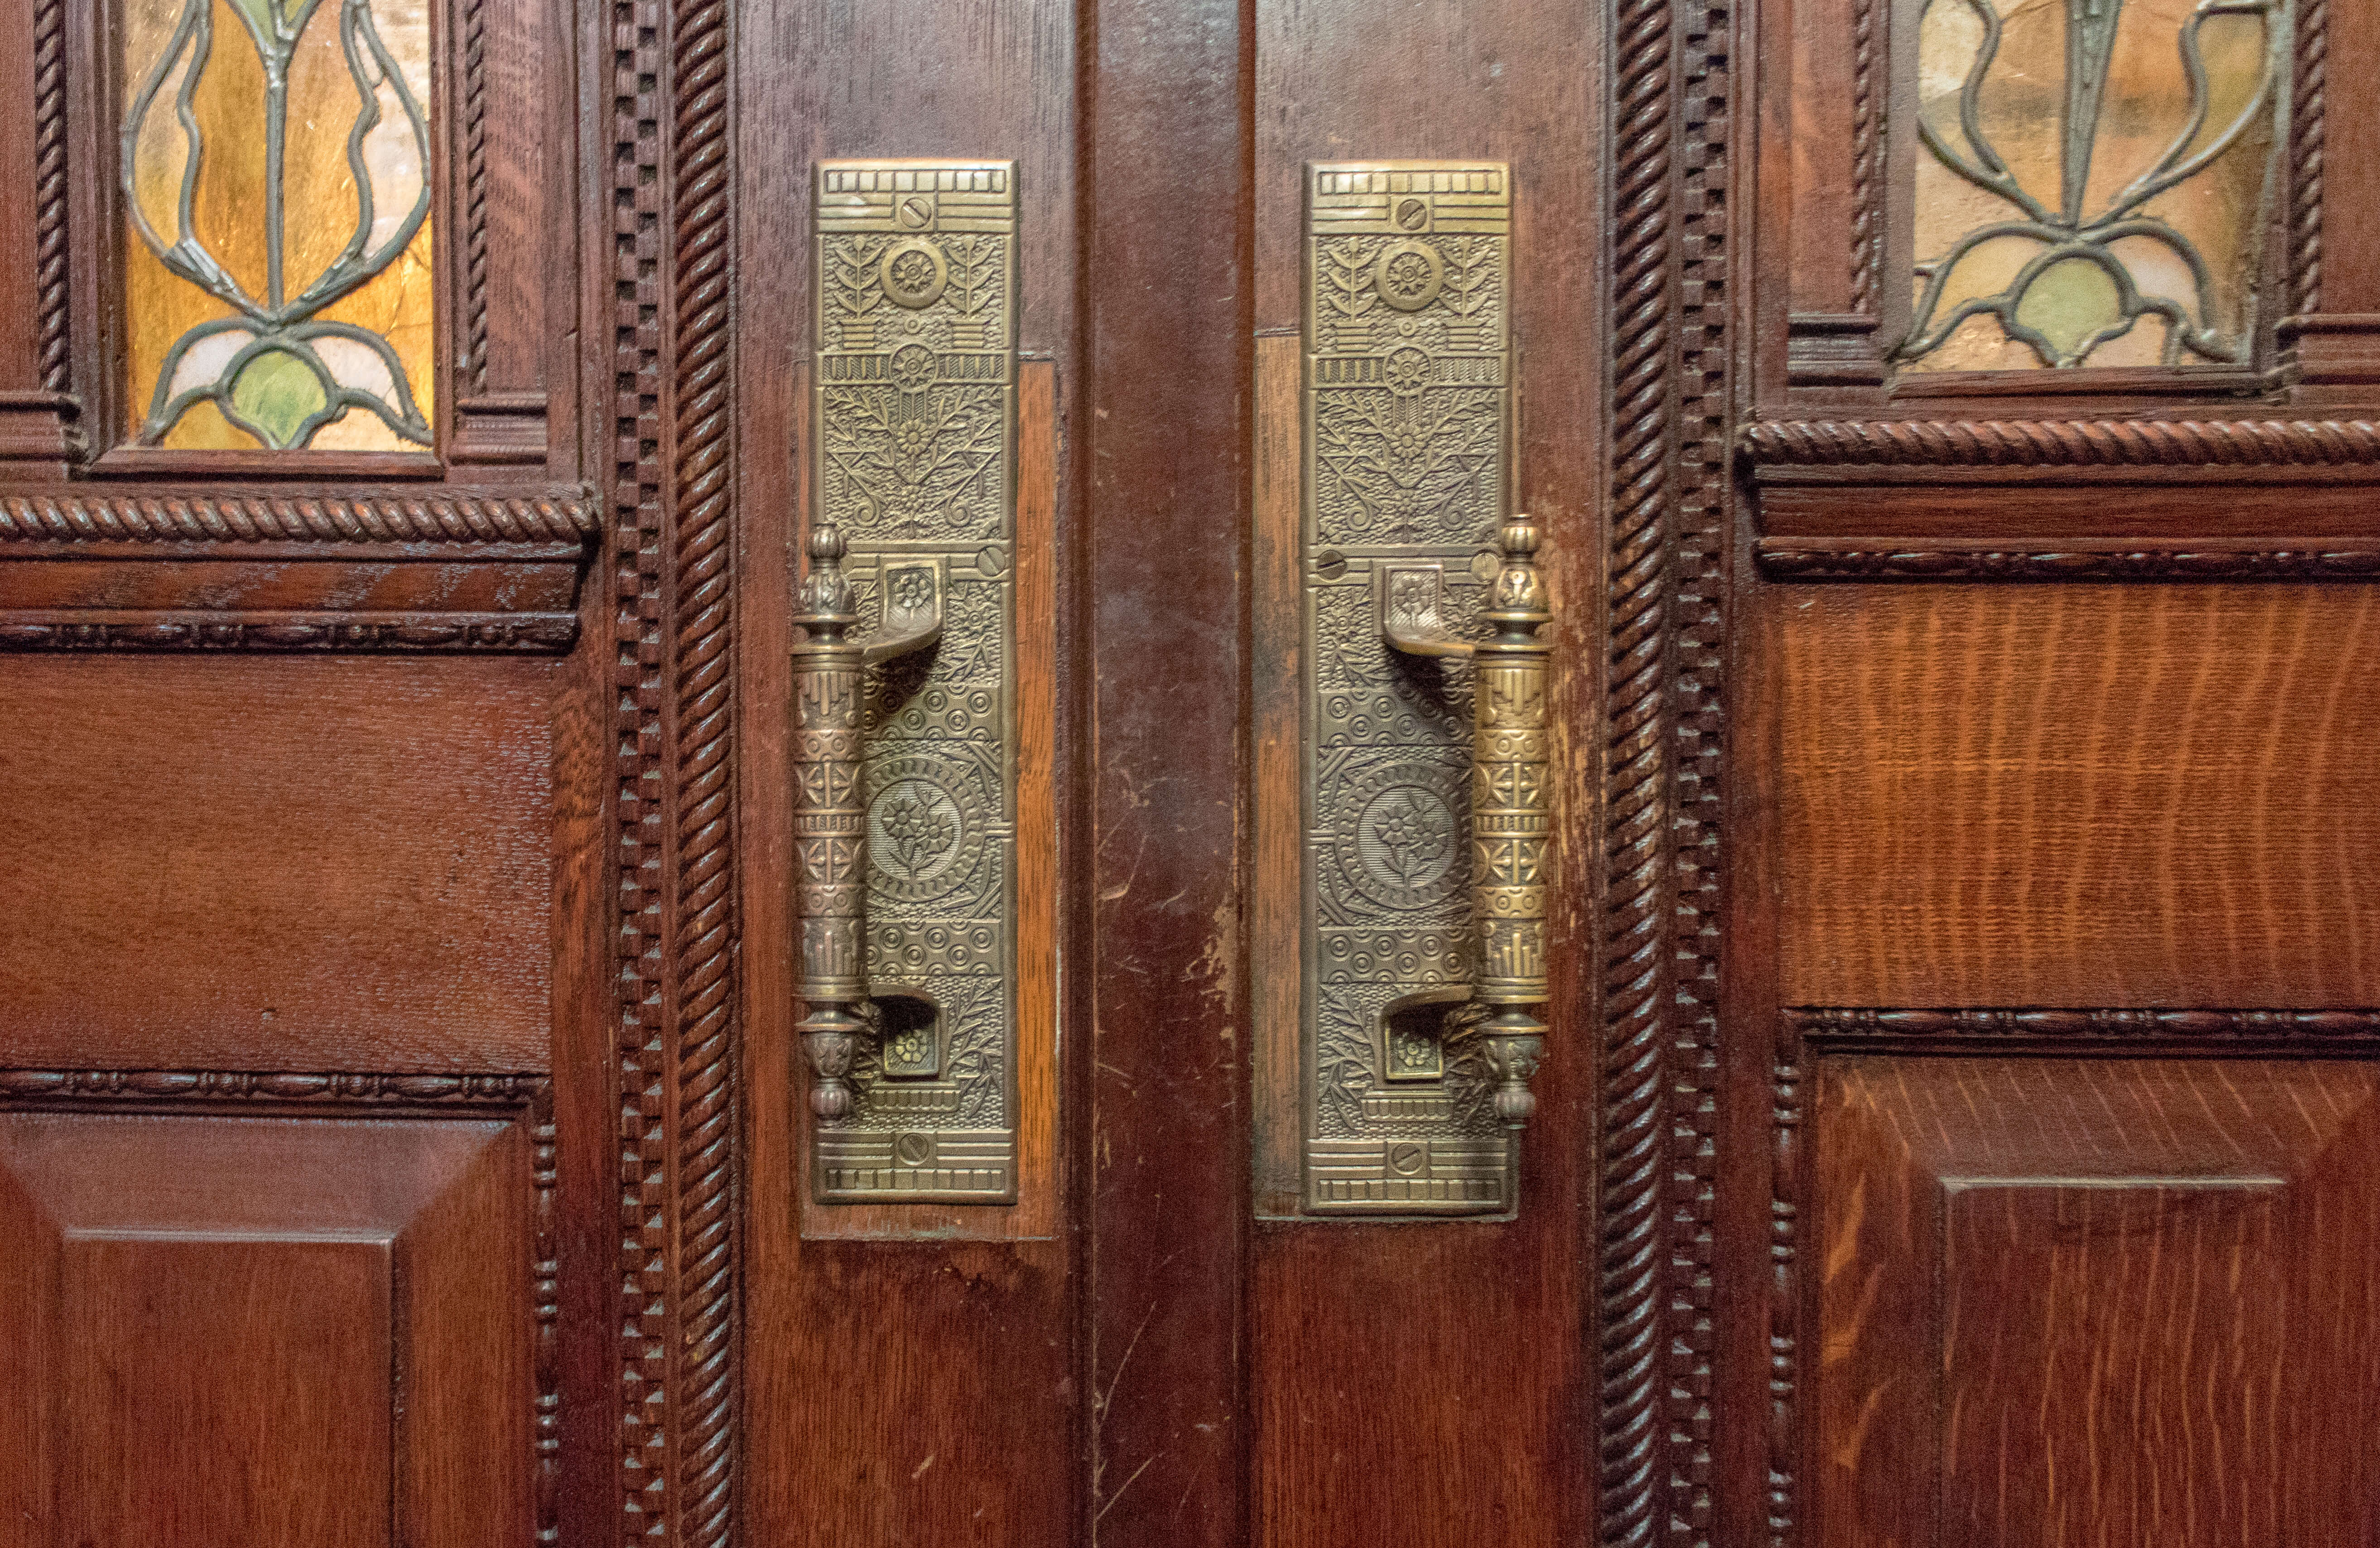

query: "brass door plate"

left=810, top=160, right=1019, bottom=1203
left=1301, top=162, right=1516, bottom=1215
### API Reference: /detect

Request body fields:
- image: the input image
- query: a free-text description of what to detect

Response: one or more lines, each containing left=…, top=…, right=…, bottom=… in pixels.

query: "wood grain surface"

left=0, top=1111, right=535, bottom=1548
left=734, top=4, right=1081, bottom=1541
left=1079, top=3, right=1251, bottom=1539
left=1811, top=1056, right=2380, bottom=1547
left=0, top=656, right=555, bottom=1070
left=1779, top=585, right=2380, bottom=1007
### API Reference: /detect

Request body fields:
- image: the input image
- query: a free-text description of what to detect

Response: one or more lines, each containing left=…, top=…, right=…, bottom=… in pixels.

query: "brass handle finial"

left=791, top=520, right=944, bottom=1121
left=1382, top=513, right=1554, bottom=1127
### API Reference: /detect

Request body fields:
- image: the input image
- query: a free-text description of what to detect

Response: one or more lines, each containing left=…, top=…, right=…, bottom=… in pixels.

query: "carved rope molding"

left=1848, top=0, right=1878, bottom=317
left=2295, top=0, right=2329, bottom=313
left=0, top=491, right=599, bottom=544
left=462, top=0, right=491, bottom=395
left=670, top=0, right=738, bottom=1532
left=1602, top=0, right=1678, bottom=1529
left=33, top=0, right=66, bottom=394
left=1606, top=0, right=1730, bottom=1535
left=0, top=1068, right=559, bottom=1539
left=606, top=0, right=738, bottom=1529
left=1742, top=417, right=2380, bottom=467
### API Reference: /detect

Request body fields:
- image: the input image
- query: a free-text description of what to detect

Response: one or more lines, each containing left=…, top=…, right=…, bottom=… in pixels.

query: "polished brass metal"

left=1383, top=516, right=1554, bottom=1124
left=1300, top=162, right=1530, bottom=1216
left=792, top=526, right=945, bottom=1119
left=799, top=160, right=1019, bottom=1204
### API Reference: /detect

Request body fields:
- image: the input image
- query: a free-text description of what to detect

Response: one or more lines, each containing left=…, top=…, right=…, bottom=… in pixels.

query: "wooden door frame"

left=611, top=0, right=1736, bottom=1541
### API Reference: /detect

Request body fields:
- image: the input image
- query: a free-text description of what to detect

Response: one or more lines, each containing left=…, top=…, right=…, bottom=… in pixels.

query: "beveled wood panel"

left=1811, top=1057, right=2380, bottom=1548
left=0, top=657, right=554, bottom=1069
left=0, top=1109, right=536, bottom=1548
left=1779, top=586, right=2380, bottom=1007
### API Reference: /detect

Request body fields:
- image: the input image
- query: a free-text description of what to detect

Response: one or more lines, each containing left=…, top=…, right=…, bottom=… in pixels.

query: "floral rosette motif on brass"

left=808, top=161, right=1019, bottom=1203
left=1303, top=163, right=1518, bottom=1216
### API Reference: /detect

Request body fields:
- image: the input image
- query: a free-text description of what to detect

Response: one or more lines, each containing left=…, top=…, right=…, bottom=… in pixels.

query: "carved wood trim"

left=611, top=0, right=670, bottom=1524
left=1789, top=1006, right=2380, bottom=1046
left=1769, top=1023, right=1804, bottom=1548
left=33, top=0, right=68, bottom=396
left=0, top=1068, right=550, bottom=1101
left=1848, top=0, right=1878, bottom=320
left=2293, top=0, right=2329, bottom=315
left=1742, top=418, right=2380, bottom=467
left=1606, top=0, right=1727, bottom=1537
left=0, top=1066, right=560, bottom=1542
left=0, top=612, right=580, bottom=651
left=0, top=489, right=599, bottom=544
left=1754, top=542, right=2380, bottom=581
left=461, top=0, right=490, bottom=396
left=669, top=0, right=737, bottom=1534
left=1768, top=1001, right=2380, bottom=1540
left=608, top=0, right=740, bottom=1527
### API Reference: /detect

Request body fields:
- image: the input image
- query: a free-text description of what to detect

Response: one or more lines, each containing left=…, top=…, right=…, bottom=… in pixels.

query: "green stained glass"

left=228, top=348, right=332, bottom=448
left=1903, top=0, right=2288, bottom=371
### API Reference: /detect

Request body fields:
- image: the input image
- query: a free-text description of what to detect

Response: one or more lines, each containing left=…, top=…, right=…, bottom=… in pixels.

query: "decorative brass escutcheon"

left=795, top=160, right=1020, bottom=1204
left=1298, top=161, right=1548, bottom=1217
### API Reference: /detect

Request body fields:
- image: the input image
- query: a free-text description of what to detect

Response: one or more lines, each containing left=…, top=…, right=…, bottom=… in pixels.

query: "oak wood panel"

left=0, top=1110, right=535, bottom=1548
left=1778, top=586, right=2380, bottom=1007
left=63, top=1238, right=395, bottom=1548
left=1251, top=333, right=1301, bottom=1213
left=1250, top=4, right=1598, bottom=1544
left=735, top=2, right=1080, bottom=1541
left=1811, top=1057, right=2380, bottom=1548
left=0, top=657, right=554, bottom=1069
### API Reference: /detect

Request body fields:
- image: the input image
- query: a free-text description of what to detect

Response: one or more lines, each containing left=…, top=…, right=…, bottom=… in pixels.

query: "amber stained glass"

left=1905, top=0, right=2285, bottom=371
left=121, top=0, right=433, bottom=449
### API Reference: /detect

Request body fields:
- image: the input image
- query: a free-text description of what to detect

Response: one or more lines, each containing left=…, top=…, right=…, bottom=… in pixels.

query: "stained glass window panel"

left=1904, top=0, right=2285, bottom=372
left=121, top=0, right=433, bottom=450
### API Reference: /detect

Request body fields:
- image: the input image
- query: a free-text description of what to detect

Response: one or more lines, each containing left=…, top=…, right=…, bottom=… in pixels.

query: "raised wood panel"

left=1811, top=1057, right=2380, bottom=1548
left=1779, top=586, right=2380, bottom=1007
left=0, top=1110, right=535, bottom=1548
left=0, top=657, right=553, bottom=1070
left=63, top=1238, right=395, bottom=1548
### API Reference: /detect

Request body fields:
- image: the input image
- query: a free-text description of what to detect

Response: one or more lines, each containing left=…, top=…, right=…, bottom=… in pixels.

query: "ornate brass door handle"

left=1379, top=514, right=1552, bottom=1125
left=791, top=520, right=944, bottom=1121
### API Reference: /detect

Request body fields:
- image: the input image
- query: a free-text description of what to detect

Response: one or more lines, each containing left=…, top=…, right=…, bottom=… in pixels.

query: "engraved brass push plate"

left=795, top=160, right=1020, bottom=1204
left=1298, top=162, right=1550, bottom=1217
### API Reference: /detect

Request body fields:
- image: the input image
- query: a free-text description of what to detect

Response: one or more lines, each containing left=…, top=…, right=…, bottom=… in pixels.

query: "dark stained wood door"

left=5, top=0, right=2378, bottom=1539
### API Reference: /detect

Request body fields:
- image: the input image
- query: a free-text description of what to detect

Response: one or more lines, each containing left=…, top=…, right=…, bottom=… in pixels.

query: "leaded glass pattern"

left=1903, top=0, right=2287, bottom=371
left=121, top=0, right=433, bottom=450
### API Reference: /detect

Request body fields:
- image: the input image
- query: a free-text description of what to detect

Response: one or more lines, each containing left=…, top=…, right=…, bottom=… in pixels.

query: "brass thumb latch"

left=1378, top=514, right=1553, bottom=1125
left=791, top=519, right=944, bottom=1120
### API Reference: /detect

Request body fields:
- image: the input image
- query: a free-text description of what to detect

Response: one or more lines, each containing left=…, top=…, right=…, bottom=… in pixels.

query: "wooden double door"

left=6, top=0, right=2380, bottom=1541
